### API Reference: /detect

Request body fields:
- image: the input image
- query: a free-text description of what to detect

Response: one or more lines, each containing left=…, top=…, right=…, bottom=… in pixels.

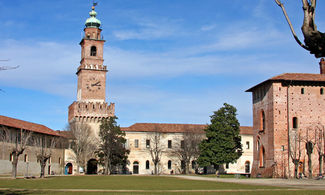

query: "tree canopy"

left=97, top=116, right=129, bottom=174
left=198, top=103, right=242, bottom=168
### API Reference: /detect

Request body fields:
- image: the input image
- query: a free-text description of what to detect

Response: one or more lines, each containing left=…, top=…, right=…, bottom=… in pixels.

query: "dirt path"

left=173, top=175, right=325, bottom=190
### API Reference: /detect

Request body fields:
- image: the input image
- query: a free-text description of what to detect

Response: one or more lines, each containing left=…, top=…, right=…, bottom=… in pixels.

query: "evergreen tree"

left=198, top=103, right=242, bottom=169
left=97, top=116, right=129, bottom=174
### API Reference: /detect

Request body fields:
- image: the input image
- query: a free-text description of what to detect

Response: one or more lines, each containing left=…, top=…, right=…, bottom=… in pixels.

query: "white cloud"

left=200, top=24, right=216, bottom=32
left=0, top=39, right=79, bottom=97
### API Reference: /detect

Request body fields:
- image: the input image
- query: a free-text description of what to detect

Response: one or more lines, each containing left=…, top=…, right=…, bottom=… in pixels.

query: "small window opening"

left=146, top=139, right=150, bottom=148
left=226, top=163, right=229, bottom=169
left=24, top=154, right=28, bottom=162
left=168, top=140, right=172, bottom=148
left=146, top=160, right=150, bottom=169
left=134, top=139, right=139, bottom=148
left=90, top=46, right=97, bottom=56
left=321, top=88, right=324, bottom=95
left=168, top=160, right=172, bottom=169
left=301, top=88, right=305, bottom=94
left=246, top=141, right=250, bottom=149
left=293, top=117, right=298, bottom=129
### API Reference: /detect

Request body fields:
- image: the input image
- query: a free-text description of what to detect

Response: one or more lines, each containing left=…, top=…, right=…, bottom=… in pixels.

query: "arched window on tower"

left=90, top=46, right=97, bottom=56
left=259, top=145, right=265, bottom=168
left=260, top=110, right=265, bottom=132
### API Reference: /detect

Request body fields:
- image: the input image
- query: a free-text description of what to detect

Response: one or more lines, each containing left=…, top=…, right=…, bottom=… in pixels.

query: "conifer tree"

left=97, top=116, right=129, bottom=174
left=198, top=103, right=242, bottom=170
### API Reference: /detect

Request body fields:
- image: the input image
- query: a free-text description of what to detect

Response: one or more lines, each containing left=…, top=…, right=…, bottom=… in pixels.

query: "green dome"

left=85, top=7, right=101, bottom=28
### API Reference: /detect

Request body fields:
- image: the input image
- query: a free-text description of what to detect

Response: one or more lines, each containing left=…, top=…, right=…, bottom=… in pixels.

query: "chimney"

left=320, top=58, right=325, bottom=74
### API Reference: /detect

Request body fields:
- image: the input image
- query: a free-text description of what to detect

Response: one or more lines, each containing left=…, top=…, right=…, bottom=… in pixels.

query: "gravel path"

left=173, top=175, right=325, bottom=190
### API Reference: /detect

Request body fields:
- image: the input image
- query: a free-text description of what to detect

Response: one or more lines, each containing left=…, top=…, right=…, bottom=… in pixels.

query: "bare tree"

left=289, top=129, right=303, bottom=178
left=275, top=0, right=325, bottom=58
left=148, top=126, right=164, bottom=175
left=172, top=129, right=204, bottom=174
left=314, top=123, right=325, bottom=177
left=34, top=135, right=59, bottom=178
left=67, top=122, right=97, bottom=174
left=304, top=124, right=318, bottom=178
left=0, top=127, right=32, bottom=178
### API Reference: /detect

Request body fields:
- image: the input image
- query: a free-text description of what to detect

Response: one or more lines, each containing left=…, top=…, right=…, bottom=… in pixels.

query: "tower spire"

left=85, top=3, right=101, bottom=28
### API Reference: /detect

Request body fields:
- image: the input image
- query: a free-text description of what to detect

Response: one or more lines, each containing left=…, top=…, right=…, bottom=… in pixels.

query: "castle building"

left=0, top=115, right=66, bottom=176
left=68, top=5, right=115, bottom=136
left=122, top=123, right=253, bottom=175
left=246, top=59, right=325, bottom=178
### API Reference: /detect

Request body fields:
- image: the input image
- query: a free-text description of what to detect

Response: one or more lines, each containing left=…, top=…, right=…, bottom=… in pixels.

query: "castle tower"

left=68, top=5, right=115, bottom=135
left=246, top=59, right=325, bottom=178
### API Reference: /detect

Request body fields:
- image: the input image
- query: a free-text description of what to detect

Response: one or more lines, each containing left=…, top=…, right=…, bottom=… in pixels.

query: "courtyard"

left=0, top=175, right=324, bottom=194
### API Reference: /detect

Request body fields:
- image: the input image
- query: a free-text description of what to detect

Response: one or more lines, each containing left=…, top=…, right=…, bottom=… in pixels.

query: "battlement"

left=68, top=101, right=115, bottom=122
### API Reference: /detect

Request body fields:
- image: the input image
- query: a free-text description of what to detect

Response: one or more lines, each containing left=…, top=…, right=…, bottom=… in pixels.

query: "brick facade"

left=247, top=59, right=325, bottom=178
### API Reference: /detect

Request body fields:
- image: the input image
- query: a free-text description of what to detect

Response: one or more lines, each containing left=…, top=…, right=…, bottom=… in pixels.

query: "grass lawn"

left=0, top=175, right=323, bottom=194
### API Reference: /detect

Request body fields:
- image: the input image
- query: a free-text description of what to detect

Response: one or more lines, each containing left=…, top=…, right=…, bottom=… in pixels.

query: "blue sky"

left=0, top=0, right=324, bottom=130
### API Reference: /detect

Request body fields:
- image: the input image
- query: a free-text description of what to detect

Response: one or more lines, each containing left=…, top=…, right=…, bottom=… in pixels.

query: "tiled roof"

left=0, top=115, right=60, bottom=136
left=56, top=130, right=74, bottom=139
left=246, top=73, right=325, bottom=92
left=239, top=126, right=254, bottom=135
left=121, top=123, right=254, bottom=135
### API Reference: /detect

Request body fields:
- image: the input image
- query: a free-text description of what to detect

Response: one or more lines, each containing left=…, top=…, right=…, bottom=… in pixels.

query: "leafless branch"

left=274, top=0, right=308, bottom=50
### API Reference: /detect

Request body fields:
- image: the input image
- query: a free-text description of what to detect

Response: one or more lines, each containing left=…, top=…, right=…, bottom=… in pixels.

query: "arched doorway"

left=245, top=161, right=250, bottom=173
left=133, top=161, right=139, bottom=174
left=65, top=163, right=73, bottom=175
left=87, top=159, right=98, bottom=174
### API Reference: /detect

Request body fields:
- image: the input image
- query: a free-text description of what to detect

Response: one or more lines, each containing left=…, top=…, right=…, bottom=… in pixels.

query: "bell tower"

left=68, top=5, right=115, bottom=135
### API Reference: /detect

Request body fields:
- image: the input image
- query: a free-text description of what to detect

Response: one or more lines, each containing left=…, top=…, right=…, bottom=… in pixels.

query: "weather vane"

left=93, top=1, right=98, bottom=7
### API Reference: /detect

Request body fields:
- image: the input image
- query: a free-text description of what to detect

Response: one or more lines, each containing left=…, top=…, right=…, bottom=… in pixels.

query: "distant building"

left=246, top=59, right=325, bottom=178
left=0, top=115, right=66, bottom=176
left=122, top=123, right=253, bottom=175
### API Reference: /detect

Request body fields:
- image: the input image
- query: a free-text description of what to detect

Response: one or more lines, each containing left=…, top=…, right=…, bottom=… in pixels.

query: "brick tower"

left=246, top=59, right=325, bottom=178
left=68, top=5, right=115, bottom=136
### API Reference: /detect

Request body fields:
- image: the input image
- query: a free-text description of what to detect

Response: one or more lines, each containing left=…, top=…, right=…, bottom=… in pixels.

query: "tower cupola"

left=85, top=6, right=101, bottom=28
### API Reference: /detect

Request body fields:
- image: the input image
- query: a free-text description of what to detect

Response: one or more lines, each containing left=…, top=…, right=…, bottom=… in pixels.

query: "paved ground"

left=173, top=175, right=325, bottom=190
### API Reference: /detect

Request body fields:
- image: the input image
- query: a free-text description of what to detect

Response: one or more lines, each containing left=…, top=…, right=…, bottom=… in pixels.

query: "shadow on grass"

left=0, top=190, right=34, bottom=195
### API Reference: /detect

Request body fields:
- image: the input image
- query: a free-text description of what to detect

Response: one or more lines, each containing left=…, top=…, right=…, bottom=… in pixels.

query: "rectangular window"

left=246, top=141, right=250, bottom=149
left=293, top=117, right=298, bottom=129
left=301, top=88, right=304, bottom=94
left=146, top=139, right=150, bottom=148
left=168, top=140, right=172, bottom=148
left=226, top=163, right=229, bottom=169
left=135, top=139, right=139, bottom=148
left=24, top=154, right=28, bottom=162
left=181, top=140, right=184, bottom=149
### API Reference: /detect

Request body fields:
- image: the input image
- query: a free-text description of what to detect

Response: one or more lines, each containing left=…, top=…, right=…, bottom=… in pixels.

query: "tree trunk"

left=319, top=152, right=323, bottom=177
left=185, top=161, right=190, bottom=175
left=294, top=160, right=298, bottom=179
left=40, top=161, right=46, bottom=178
left=11, top=155, right=18, bottom=178
left=76, top=165, right=80, bottom=174
left=104, top=159, right=110, bottom=175
left=308, top=153, right=312, bottom=179
left=154, top=163, right=158, bottom=175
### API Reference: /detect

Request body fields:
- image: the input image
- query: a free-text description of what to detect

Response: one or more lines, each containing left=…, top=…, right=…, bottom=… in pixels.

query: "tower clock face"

left=85, top=76, right=101, bottom=92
